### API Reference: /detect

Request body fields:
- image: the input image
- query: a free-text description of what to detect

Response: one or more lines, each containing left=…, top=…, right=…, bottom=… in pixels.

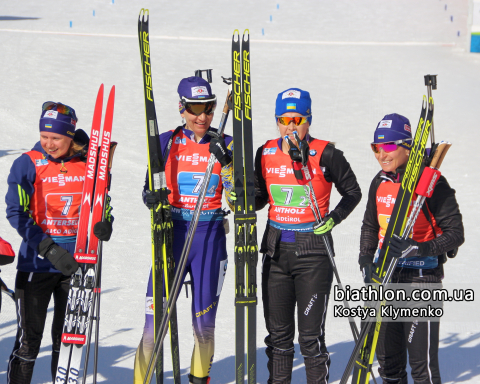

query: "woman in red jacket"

left=359, top=113, right=464, bottom=384
left=5, top=102, right=111, bottom=383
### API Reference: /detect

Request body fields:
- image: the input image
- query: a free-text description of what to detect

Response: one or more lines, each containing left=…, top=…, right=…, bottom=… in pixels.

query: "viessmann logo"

left=41, top=175, right=85, bottom=186
left=266, top=165, right=317, bottom=178
left=377, top=194, right=396, bottom=208
left=175, top=153, right=209, bottom=166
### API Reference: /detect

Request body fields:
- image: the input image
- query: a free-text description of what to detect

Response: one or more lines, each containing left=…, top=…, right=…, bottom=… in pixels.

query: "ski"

left=232, top=29, right=258, bottom=384
left=341, top=95, right=434, bottom=384
left=138, top=9, right=181, bottom=384
left=81, top=87, right=117, bottom=384
left=55, top=84, right=116, bottom=383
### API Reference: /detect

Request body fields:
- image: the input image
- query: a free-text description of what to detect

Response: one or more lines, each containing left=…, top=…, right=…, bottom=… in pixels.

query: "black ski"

left=138, top=9, right=180, bottom=384
left=341, top=96, right=434, bottom=384
left=233, top=29, right=258, bottom=384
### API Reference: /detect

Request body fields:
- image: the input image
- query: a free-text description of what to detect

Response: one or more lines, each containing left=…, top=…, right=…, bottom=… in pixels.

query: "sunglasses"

left=42, top=101, right=78, bottom=121
left=276, top=115, right=310, bottom=126
left=371, top=139, right=412, bottom=154
left=181, top=97, right=217, bottom=116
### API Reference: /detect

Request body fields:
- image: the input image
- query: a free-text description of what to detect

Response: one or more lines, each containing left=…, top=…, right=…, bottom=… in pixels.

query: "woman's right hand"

left=37, top=238, right=79, bottom=276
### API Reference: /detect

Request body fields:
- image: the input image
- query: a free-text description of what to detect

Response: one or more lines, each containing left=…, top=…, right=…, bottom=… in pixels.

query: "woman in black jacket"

left=255, top=88, right=361, bottom=383
left=359, top=113, right=464, bottom=384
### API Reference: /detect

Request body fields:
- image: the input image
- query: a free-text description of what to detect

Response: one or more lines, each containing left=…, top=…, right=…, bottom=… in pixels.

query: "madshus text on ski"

left=1, top=8, right=464, bottom=384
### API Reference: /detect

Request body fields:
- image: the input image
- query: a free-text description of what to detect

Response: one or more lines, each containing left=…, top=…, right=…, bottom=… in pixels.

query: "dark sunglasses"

left=181, top=97, right=217, bottom=116
left=371, top=139, right=412, bottom=153
left=276, top=115, right=310, bottom=126
left=42, top=101, right=78, bottom=121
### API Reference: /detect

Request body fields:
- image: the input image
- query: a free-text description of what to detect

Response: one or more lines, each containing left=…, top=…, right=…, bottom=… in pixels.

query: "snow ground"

left=1, top=0, right=479, bottom=383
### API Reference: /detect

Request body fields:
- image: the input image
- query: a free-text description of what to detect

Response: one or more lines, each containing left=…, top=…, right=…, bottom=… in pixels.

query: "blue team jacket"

left=5, top=141, right=81, bottom=273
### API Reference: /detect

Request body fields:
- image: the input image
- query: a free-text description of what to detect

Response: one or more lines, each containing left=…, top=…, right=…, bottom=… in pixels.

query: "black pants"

left=376, top=267, right=442, bottom=384
left=262, top=242, right=333, bottom=384
left=7, top=271, right=70, bottom=384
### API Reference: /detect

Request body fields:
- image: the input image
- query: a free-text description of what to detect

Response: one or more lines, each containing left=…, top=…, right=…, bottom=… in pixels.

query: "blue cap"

left=373, top=113, right=412, bottom=144
left=275, top=88, right=312, bottom=124
left=177, top=76, right=214, bottom=100
left=39, top=102, right=77, bottom=139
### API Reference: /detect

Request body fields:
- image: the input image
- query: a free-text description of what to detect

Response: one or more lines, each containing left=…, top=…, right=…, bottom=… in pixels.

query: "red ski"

left=55, top=85, right=116, bottom=384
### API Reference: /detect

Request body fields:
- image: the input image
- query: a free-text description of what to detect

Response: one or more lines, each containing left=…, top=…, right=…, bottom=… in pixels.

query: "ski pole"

left=424, top=74, right=437, bottom=146
left=81, top=242, right=102, bottom=384
left=143, top=82, right=233, bottom=384
left=0, top=276, right=15, bottom=301
left=285, top=132, right=378, bottom=384
left=92, top=242, right=102, bottom=384
left=82, top=143, right=116, bottom=384
left=286, top=133, right=361, bottom=338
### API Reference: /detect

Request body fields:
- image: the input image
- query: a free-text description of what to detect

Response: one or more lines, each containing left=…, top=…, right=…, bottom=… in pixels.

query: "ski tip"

left=233, top=29, right=240, bottom=41
left=139, top=8, right=149, bottom=19
left=97, top=83, right=104, bottom=101
left=109, top=85, right=116, bottom=96
left=243, top=29, right=250, bottom=40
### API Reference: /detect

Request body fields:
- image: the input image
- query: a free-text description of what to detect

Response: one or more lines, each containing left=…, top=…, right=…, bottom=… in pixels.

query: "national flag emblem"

left=404, top=124, right=411, bottom=132
left=286, top=103, right=296, bottom=110
left=45, top=124, right=52, bottom=129
left=378, top=135, right=385, bottom=139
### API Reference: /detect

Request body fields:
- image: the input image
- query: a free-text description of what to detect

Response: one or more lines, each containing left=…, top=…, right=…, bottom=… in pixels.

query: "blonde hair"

left=67, top=140, right=87, bottom=157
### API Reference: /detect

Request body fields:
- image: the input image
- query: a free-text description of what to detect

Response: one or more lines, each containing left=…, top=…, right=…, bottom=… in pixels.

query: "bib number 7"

left=270, top=184, right=309, bottom=207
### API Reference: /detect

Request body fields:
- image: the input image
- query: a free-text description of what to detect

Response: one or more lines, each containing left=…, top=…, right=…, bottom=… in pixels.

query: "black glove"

left=359, top=255, right=374, bottom=284
left=207, top=131, right=232, bottom=167
left=447, top=247, right=458, bottom=258
left=37, top=238, right=79, bottom=276
left=93, top=195, right=113, bottom=241
left=145, top=190, right=160, bottom=210
left=93, top=221, right=112, bottom=241
left=388, top=234, right=429, bottom=259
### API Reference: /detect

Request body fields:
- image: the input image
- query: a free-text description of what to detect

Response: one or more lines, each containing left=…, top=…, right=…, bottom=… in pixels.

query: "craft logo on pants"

left=304, top=293, right=318, bottom=315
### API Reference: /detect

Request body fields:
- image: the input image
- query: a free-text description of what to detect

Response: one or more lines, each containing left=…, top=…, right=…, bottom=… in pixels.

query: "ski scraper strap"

left=415, top=167, right=441, bottom=198
left=291, top=161, right=314, bottom=185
